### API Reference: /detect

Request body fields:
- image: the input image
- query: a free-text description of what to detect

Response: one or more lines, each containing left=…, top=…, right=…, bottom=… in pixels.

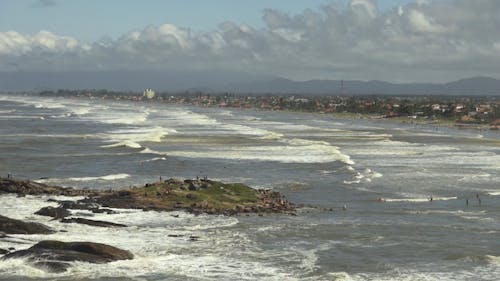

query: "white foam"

left=70, top=106, right=92, bottom=116
left=140, top=156, right=167, bottom=163
left=101, top=140, right=143, bottom=149
left=484, top=255, right=500, bottom=265
left=458, top=173, right=491, bottom=183
left=343, top=168, right=383, bottom=185
left=140, top=147, right=166, bottom=155
left=347, top=139, right=460, bottom=156
left=99, top=126, right=175, bottom=149
left=327, top=271, right=353, bottom=281
left=164, top=139, right=354, bottom=165
left=34, top=102, right=66, bottom=109
left=385, top=196, right=457, bottom=203
left=260, top=131, right=285, bottom=140
left=35, top=173, right=130, bottom=184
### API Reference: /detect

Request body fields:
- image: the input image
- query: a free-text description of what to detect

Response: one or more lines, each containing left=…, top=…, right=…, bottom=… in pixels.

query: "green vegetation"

left=95, top=178, right=294, bottom=215
left=136, top=180, right=258, bottom=210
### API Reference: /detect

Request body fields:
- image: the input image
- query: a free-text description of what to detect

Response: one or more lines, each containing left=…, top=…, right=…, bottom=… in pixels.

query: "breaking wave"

left=35, top=173, right=131, bottom=184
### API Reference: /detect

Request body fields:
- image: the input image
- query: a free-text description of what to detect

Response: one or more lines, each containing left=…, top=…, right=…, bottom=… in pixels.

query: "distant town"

left=37, top=89, right=500, bottom=130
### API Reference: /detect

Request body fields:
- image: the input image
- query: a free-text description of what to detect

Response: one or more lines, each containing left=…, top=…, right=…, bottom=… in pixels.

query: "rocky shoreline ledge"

left=0, top=176, right=295, bottom=215
left=0, top=176, right=295, bottom=273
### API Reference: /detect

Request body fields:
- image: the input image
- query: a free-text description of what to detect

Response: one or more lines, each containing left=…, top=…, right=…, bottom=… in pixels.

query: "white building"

left=143, top=88, right=155, bottom=99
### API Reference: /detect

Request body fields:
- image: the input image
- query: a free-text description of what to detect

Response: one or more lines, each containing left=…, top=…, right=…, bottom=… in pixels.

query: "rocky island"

left=0, top=176, right=295, bottom=273
left=0, top=176, right=295, bottom=215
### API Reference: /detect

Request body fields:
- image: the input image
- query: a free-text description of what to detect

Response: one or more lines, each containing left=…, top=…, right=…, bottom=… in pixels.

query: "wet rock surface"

left=60, top=218, right=127, bottom=228
left=2, top=240, right=133, bottom=273
left=0, top=215, right=54, bottom=235
left=35, top=206, right=71, bottom=219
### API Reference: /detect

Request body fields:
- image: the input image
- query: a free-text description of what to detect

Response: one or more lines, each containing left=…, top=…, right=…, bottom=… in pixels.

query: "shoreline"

left=15, top=93, right=499, bottom=132
left=329, top=112, right=496, bottom=131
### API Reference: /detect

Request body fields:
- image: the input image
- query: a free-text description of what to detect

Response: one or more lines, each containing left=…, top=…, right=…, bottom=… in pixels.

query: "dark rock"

left=60, top=218, right=127, bottom=228
left=35, top=206, right=71, bottom=219
left=90, top=208, right=116, bottom=214
left=117, top=190, right=131, bottom=197
left=0, top=248, right=8, bottom=255
left=0, top=177, right=81, bottom=196
left=2, top=240, right=133, bottom=272
left=60, top=200, right=99, bottom=210
left=33, top=261, right=71, bottom=273
left=0, top=215, right=54, bottom=234
left=188, top=183, right=197, bottom=191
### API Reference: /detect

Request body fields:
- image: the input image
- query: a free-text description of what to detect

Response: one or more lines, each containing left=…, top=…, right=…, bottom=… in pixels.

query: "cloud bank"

left=2, top=0, right=500, bottom=82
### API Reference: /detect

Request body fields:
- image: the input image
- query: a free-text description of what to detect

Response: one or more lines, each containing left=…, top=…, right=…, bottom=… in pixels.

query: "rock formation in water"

left=0, top=176, right=295, bottom=215
left=93, top=178, right=295, bottom=215
left=0, top=215, right=54, bottom=234
left=2, top=240, right=133, bottom=273
left=35, top=206, right=71, bottom=219
left=60, top=218, right=127, bottom=228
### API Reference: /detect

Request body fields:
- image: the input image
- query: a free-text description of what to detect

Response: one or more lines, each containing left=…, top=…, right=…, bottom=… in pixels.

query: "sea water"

left=0, top=94, right=499, bottom=280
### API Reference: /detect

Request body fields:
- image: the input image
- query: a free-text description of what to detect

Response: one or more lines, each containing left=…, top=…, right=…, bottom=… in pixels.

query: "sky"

left=1, top=0, right=500, bottom=83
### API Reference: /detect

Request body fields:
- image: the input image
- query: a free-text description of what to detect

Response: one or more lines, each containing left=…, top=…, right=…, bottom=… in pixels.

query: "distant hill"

left=1, top=70, right=500, bottom=95
left=0, top=70, right=267, bottom=93
left=223, top=77, right=500, bottom=95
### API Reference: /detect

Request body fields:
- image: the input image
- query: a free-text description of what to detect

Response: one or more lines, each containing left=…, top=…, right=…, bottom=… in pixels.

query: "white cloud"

left=398, top=6, right=404, bottom=16
left=0, top=30, right=78, bottom=55
left=0, top=31, right=31, bottom=55
left=351, top=0, right=378, bottom=18
left=3, top=0, right=500, bottom=82
left=408, top=10, right=446, bottom=33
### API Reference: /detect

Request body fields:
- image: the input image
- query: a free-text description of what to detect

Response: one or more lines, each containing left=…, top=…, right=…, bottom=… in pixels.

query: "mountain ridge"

left=1, top=71, right=499, bottom=95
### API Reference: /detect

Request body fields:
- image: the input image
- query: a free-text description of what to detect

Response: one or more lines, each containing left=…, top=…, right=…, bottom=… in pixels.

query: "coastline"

left=25, top=92, right=500, bottom=132
left=329, top=112, right=495, bottom=131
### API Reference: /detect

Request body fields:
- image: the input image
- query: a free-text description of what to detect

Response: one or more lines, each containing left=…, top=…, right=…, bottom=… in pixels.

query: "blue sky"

left=1, top=0, right=499, bottom=83
left=1, top=0, right=414, bottom=42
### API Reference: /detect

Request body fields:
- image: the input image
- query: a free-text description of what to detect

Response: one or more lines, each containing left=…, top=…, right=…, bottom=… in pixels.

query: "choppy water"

left=0, top=94, right=499, bottom=280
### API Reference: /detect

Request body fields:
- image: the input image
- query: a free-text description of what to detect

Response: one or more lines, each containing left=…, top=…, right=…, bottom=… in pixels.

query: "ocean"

left=0, top=94, right=499, bottom=280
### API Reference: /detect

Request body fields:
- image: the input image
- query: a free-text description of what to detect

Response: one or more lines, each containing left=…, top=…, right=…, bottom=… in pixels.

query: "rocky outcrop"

left=94, top=178, right=296, bottom=215
left=1, top=176, right=296, bottom=216
left=44, top=199, right=117, bottom=215
left=0, top=215, right=54, bottom=234
left=0, top=177, right=91, bottom=196
left=2, top=240, right=133, bottom=273
left=59, top=200, right=100, bottom=210
left=60, top=218, right=127, bottom=228
left=35, top=206, right=71, bottom=219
